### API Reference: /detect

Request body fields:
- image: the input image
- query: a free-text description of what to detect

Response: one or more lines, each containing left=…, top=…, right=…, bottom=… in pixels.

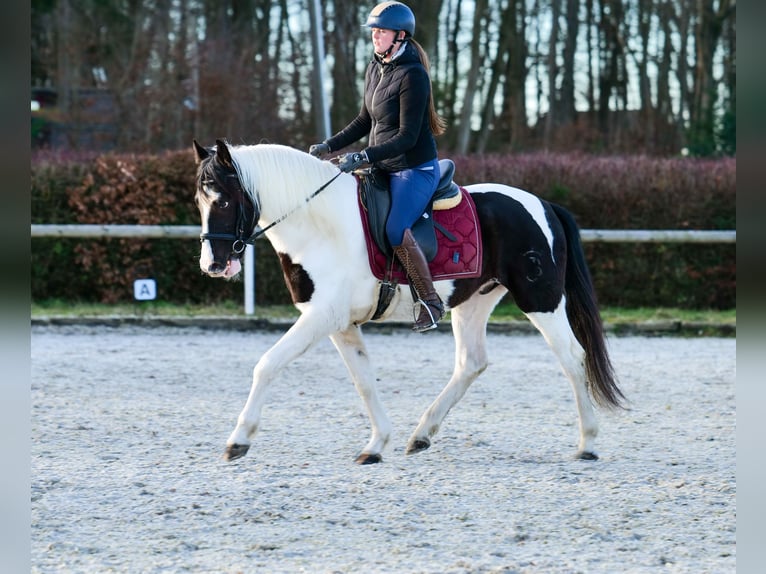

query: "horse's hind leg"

left=406, top=289, right=505, bottom=455
left=329, top=326, right=392, bottom=464
left=526, top=300, right=600, bottom=459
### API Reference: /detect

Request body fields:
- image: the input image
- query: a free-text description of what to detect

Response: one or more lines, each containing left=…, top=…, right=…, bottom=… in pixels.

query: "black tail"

left=551, top=203, right=625, bottom=409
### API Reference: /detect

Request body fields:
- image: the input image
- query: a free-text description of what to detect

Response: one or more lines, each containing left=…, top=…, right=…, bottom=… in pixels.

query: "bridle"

left=198, top=173, right=257, bottom=256
left=199, top=166, right=344, bottom=256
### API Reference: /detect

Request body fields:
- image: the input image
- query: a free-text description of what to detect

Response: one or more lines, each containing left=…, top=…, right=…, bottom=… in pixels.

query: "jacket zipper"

left=371, top=63, right=386, bottom=115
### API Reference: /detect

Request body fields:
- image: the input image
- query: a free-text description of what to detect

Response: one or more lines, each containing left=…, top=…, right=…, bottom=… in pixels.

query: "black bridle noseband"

left=199, top=168, right=343, bottom=256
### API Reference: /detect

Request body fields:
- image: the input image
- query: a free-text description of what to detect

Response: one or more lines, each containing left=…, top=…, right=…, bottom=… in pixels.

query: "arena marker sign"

left=133, top=279, right=157, bottom=301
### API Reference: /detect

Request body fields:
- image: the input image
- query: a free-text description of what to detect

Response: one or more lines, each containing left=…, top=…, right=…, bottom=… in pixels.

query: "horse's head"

left=193, top=139, right=259, bottom=278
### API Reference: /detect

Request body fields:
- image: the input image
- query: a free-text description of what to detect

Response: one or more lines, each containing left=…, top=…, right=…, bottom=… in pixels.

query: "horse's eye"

left=216, top=200, right=230, bottom=209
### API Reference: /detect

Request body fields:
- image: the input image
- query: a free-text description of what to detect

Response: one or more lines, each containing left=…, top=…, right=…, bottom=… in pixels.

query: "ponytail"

left=410, top=39, right=447, bottom=136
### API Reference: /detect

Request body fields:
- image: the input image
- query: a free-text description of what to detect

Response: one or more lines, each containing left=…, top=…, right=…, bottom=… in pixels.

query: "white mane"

left=227, top=144, right=345, bottom=226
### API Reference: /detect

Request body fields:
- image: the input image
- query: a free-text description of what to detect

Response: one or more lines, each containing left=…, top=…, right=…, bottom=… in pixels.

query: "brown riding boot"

left=393, top=229, right=445, bottom=332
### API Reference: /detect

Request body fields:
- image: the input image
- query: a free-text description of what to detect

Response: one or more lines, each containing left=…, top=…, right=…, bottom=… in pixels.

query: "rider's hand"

left=337, top=151, right=369, bottom=173
left=308, top=142, right=330, bottom=157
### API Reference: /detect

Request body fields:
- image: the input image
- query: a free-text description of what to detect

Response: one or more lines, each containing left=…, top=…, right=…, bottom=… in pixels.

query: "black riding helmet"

left=364, top=1, right=416, bottom=38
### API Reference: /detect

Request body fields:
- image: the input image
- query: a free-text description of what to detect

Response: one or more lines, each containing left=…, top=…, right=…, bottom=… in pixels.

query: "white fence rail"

left=31, top=225, right=736, bottom=315
left=31, top=224, right=736, bottom=243
left=31, top=224, right=201, bottom=239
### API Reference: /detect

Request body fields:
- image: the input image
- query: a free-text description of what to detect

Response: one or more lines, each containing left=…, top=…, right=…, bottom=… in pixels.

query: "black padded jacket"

left=325, top=42, right=437, bottom=173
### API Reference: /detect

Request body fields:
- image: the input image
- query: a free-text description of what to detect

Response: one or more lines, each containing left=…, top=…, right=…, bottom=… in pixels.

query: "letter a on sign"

left=134, top=279, right=157, bottom=301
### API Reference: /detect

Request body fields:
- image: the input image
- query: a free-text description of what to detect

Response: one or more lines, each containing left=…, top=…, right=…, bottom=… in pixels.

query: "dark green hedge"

left=31, top=149, right=735, bottom=309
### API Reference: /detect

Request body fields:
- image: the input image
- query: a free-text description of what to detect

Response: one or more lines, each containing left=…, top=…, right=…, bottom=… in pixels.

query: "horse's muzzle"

left=203, top=257, right=242, bottom=279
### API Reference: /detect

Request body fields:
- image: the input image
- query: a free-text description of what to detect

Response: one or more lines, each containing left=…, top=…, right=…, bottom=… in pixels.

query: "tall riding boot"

left=393, top=228, right=445, bottom=332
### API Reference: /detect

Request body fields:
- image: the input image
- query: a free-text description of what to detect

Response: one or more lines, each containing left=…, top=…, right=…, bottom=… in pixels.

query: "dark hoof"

left=355, top=453, right=383, bottom=465
left=577, top=450, right=599, bottom=461
left=224, top=443, right=250, bottom=461
left=406, top=437, right=431, bottom=455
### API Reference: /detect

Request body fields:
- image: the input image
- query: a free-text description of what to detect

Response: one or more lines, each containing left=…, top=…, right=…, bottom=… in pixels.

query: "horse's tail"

left=552, top=203, right=626, bottom=409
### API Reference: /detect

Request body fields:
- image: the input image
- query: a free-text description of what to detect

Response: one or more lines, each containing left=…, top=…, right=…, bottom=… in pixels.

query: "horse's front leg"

left=225, top=313, right=326, bottom=461
left=329, top=326, right=392, bottom=464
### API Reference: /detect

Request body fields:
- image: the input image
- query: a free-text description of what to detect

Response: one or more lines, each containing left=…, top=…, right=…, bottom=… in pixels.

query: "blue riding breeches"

left=385, top=158, right=441, bottom=247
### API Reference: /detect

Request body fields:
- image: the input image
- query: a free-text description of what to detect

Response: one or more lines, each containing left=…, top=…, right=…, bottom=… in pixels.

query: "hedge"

left=31, top=149, right=735, bottom=309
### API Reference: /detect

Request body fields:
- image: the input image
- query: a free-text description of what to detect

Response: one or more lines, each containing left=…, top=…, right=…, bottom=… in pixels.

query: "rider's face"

left=371, top=28, right=400, bottom=55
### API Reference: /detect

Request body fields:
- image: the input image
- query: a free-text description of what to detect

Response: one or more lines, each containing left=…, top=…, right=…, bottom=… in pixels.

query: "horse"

left=192, top=139, right=625, bottom=464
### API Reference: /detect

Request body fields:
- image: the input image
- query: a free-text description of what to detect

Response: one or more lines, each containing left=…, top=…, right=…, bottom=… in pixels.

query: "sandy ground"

left=31, top=325, right=735, bottom=573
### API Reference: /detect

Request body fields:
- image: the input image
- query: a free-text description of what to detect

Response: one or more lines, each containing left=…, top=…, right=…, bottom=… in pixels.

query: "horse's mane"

left=227, top=144, right=344, bottom=222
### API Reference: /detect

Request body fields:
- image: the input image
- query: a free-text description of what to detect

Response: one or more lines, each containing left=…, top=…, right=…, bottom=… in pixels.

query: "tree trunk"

left=476, top=1, right=515, bottom=153
left=410, top=2, right=444, bottom=64
left=688, top=0, right=734, bottom=155
left=637, top=0, right=655, bottom=151
left=454, top=0, right=488, bottom=154
left=585, top=0, right=596, bottom=112
left=327, top=0, right=364, bottom=138
left=656, top=0, right=677, bottom=152
left=559, top=0, right=579, bottom=125
left=443, top=0, right=464, bottom=136
left=544, top=0, right=562, bottom=147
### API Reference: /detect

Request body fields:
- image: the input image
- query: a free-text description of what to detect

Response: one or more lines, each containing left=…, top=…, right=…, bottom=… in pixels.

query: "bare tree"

left=559, top=0, right=579, bottom=126
left=597, top=0, right=629, bottom=146
left=31, top=0, right=737, bottom=156
left=505, top=0, right=530, bottom=151
left=688, top=0, right=736, bottom=154
left=410, top=2, right=444, bottom=64
left=543, top=0, right=562, bottom=147
left=325, top=0, right=365, bottom=138
left=454, top=0, right=488, bottom=153
left=656, top=0, right=681, bottom=152
left=476, top=1, right=517, bottom=152
left=442, top=0, right=464, bottom=132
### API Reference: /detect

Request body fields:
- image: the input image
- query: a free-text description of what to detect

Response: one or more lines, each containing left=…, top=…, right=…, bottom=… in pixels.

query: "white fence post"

left=244, top=244, right=255, bottom=315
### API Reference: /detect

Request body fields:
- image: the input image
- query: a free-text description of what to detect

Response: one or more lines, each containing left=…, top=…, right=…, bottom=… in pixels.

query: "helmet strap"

left=376, top=32, right=406, bottom=59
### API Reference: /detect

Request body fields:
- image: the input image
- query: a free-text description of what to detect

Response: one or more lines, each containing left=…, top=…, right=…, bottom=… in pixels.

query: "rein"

left=200, top=169, right=344, bottom=254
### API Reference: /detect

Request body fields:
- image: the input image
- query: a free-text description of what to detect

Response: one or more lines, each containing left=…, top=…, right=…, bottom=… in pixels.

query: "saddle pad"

left=358, top=187, right=483, bottom=284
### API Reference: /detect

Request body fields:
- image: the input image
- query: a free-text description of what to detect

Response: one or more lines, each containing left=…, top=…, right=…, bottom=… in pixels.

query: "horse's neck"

left=233, top=145, right=351, bottom=240
left=235, top=146, right=336, bottom=218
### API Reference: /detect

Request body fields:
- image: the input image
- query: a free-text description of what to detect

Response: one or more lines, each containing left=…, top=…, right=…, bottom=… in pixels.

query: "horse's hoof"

left=224, top=443, right=250, bottom=461
left=406, top=437, right=431, bottom=455
left=355, top=452, right=383, bottom=465
left=577, top=450, right=599, bottom=461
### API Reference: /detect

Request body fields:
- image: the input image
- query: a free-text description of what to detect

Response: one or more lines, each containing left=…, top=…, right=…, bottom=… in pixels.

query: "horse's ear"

left=193, top=139, right=210, bottom=164
left=215, top=139, right=235, bottom=169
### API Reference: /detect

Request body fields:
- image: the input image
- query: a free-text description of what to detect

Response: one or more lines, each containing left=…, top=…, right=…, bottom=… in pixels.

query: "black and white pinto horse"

left=193, top=139, right=624, bottom=464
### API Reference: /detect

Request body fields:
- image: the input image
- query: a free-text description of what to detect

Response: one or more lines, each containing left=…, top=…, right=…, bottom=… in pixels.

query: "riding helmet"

left=364, top=1, right=416, bottom=37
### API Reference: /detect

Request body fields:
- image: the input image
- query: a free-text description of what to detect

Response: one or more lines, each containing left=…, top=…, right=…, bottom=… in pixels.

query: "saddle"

left=356, top=159, right=483, bottom=291
left=357, top=159, right=463, bottom=261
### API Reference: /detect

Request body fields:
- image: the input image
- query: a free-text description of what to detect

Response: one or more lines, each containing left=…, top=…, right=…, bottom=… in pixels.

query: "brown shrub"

left=31, top=151, right=735, bottom=309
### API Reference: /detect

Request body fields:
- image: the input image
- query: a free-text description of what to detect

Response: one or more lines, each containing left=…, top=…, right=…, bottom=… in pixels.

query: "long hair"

left=410, top=39, right=447, bottom=137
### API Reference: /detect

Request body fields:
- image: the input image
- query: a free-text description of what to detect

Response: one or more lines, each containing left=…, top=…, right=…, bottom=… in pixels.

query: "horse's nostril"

left=208, top=262, right=225, bottom=274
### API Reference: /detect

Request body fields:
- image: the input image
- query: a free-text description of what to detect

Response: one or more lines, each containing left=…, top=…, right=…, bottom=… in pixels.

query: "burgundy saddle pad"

left=358, top=187, right=483, bottom=284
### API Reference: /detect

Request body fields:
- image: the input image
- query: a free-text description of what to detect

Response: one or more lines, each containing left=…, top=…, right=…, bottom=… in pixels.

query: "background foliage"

left=31, top=150, right=735, bottom=309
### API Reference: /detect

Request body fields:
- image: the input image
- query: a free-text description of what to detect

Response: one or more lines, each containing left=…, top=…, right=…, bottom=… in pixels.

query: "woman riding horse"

left=309, top=1, right=447, bottom=332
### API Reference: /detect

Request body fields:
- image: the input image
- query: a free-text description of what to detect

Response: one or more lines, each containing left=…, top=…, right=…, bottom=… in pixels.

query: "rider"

left=309, top=1, right=448, bottom=332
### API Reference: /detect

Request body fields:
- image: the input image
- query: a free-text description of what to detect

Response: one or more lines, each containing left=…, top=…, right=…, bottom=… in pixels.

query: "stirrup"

left=412, top=299, right=443, bottom=332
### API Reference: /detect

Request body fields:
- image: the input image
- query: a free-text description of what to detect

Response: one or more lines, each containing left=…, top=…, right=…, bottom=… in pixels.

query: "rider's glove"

left=308, top=142, right=330, bottom=157
left=337, top=151, right=369, bottom=173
